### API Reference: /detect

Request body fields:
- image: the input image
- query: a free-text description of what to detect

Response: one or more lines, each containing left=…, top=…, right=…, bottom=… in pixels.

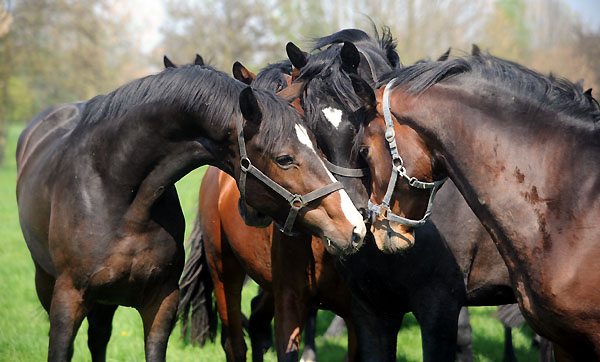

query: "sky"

left=123, top=0, right=600, bottom=54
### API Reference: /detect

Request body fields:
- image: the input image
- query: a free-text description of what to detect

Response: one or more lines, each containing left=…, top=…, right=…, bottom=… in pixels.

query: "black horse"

left=16, top=64, right=366, bottom=361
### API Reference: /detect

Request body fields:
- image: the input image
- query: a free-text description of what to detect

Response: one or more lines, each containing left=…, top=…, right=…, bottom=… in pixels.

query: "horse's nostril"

left=351, top=227, right=363, bottom=248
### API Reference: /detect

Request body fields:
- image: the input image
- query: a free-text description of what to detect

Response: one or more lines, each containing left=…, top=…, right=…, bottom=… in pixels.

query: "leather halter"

left=236, top=115, right=344, bottom=236
left=368, top=78, right=447, bottom=228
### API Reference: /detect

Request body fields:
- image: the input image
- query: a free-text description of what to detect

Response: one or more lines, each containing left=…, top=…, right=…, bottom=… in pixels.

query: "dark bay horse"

left=350, top=52, right=600, bottom=361
left=179, top=29, right=399, bottom=362
left=16, top=64, right=365, bottom=361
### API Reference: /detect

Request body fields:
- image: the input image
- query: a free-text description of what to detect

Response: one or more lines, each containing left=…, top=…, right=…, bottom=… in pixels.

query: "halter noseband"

left=368, top=78, right=447, bottom=228
left=236, top=115, right=344, bottom=236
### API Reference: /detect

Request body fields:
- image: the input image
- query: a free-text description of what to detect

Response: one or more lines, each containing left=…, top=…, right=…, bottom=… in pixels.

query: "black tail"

left=178, top=215, right=217, bottom=346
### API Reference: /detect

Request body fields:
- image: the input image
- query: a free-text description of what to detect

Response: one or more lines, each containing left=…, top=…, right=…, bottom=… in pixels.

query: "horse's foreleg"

left=412, top=291, right=461, bottom=362
left=351, top=300, right=399, bottom=362
left=47, top=277, right=88, bottom=362
left=249, top=288, right=274, bottom=362
left=344, top=317, right=358, bottom=362
left=87, top=303, right=118, bottom=362
left=299, top=308, right=318, bottom=362
left=139, top=287, right=179, bottom=362
left=273, top=289, right=307, bottom=362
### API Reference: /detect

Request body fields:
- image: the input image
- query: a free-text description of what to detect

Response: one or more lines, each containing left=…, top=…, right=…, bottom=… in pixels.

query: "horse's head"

left=351, top=75, right=445, bottom=253
left=235, top=86, right=366, bottom=255
left=285, top=30, right=399, bottom=221
left=231, top=60, right=294, bottom=228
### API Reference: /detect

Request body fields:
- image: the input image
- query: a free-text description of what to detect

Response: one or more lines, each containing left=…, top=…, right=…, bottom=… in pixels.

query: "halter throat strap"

left=236, top=115, right=343, bottom=235
left=357, top=49, right=379, bottom=84
left=368, top=78, right=447, bottom=228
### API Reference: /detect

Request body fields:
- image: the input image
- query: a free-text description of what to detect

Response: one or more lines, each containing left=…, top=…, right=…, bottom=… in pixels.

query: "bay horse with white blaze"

left=350, top=51, right=600, bottom=361
left=16, top=64, right=365, bottom=361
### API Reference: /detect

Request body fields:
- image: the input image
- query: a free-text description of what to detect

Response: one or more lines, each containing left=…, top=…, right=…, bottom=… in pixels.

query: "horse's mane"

left=252, top=60, right=292, bottom=91
left=382, top=53, right=600, bottom=123
left=80, top=65, right=299, bottom=153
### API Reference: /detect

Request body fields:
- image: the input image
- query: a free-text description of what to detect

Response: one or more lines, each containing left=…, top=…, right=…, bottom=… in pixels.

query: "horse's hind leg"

left=34, top=260, right=55, bottom=313
left=87, top=303, right=118, bottom=362
left=456, top=307, right=474, bottom=362
left=206, top=233, right=248, bottom=362
left=47, top=276, right=89, bottom=361
left=249, top=288, right=274, bottom=362
left=138, top=287, right=179, bottom=362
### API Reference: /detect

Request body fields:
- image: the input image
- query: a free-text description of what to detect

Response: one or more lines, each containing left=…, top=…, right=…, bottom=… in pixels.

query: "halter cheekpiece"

left=235, top=114, right=344, bottom=236
left=368, top=78, right=447, bottom=228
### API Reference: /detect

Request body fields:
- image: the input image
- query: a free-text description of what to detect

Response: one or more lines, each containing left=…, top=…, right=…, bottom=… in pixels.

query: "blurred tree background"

left=1, top=0, right=599, bottom=164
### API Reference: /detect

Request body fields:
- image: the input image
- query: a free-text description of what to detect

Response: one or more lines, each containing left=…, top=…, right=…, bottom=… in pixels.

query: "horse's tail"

left=178, top=215, right=217, bottom=346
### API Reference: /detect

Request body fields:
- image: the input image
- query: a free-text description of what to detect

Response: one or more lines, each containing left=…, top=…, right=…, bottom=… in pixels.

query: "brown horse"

left=16, top=64, right=365, bottom=361
left=195, top=167, right=357, bottom=362
left=179, top=29, right=400, bottom=362
left=350, top=51, right=600, bottom=360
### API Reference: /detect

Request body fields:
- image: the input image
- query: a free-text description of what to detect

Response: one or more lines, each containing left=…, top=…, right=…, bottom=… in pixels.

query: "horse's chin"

left=238, top=198, right=273, bottom=228
left=371, top=219, right=415, bottom=254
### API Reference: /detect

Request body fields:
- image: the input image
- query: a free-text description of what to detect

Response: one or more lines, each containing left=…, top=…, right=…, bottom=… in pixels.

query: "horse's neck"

left=90, top=104, right=235, bottom=225
left=398, top=87, right=600, bottom=276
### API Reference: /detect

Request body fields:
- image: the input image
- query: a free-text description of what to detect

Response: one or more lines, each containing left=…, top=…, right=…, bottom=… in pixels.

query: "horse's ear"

left=286, top=42, right=309, bottom=70
left=340, top=42, right=360, bottom=74
left=194, top=54, right=205, bottom=66
left=239, top=87, right=262, bottom=136
left=349, top=74, right=376, bottom=114
left=437, top=48, right=451, bottom=61
left=163, top=55, right=176, bottom=69
left=471, top=44, right=481, bottom=57
left=585, top=88, right=593, bottom=97
left=233, top=61, right=256, bottom=85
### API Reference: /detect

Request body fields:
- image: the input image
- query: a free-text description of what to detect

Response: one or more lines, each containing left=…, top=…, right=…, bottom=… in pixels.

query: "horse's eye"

left=276, top=155, right=295, bottom=167
left=359, top=146, right=370, bottom=158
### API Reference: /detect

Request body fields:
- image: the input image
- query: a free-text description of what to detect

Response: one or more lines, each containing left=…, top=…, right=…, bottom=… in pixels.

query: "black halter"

left=236, top=116, right=344, bottom=236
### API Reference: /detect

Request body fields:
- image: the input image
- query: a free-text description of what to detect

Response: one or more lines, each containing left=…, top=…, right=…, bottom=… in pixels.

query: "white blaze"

left=322, top=107, right=343, bottom=129
left=294, top=123, right=366, bottom=239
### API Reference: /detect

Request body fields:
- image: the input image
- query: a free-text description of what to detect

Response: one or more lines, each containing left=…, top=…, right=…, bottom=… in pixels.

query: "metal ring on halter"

left=240, top=157, right=251, bottom=172
left=288, top=194, right=305, bottom=209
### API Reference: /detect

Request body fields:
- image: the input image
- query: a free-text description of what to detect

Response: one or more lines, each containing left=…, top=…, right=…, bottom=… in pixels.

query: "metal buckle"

left=385, top=128, right=395, bottom=142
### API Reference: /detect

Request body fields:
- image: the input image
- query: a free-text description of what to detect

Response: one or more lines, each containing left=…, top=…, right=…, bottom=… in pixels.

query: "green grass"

left=0, top=124, right=539, bottom=361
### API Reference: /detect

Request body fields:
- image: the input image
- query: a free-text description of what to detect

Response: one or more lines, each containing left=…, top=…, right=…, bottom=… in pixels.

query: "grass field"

left=0, top=124, right=540, bottom=361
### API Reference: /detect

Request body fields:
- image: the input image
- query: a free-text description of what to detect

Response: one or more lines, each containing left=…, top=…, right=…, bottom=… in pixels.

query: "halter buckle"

left=240, top=157, right=251, bottom=172
left=385, top=129, right=395, bottom=142
left=380, top=205, right=389, bottom=218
